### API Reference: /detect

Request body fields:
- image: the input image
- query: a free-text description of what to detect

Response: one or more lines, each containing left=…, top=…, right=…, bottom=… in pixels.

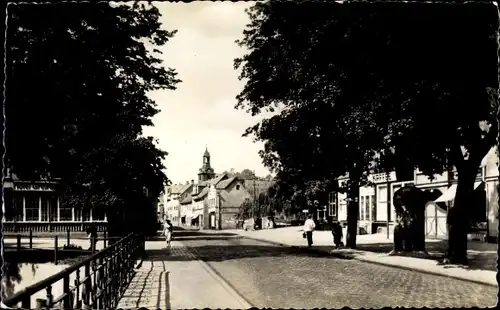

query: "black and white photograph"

left=1, top=1, right=498, bottom=309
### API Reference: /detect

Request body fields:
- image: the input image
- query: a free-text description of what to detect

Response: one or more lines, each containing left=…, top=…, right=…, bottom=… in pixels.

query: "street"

left=173, top=231, right=496, bottom=309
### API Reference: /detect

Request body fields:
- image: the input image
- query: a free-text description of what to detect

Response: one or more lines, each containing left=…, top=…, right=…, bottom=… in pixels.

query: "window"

left=378, top=186, right=388, bottom=203
left=360, top=196, right=365, bottom=220
left=93, top=207, right=105, bottom=221
left=40, top=196, right=49, bottom=222
left=25, top=195, right=39, bottom=221
left=236, top=185, right=240, bottom=190
left=365, top=196, right=370, bottom=221
left=49, top=197, right=58, bottom=222
left=74, top=207, right=82, bottom=222
left=13, top=196, right=23, bottom=221
left=371, top=196, right=377, bottom=222
left=83, top=208, right=91, bottom=222
left=328, top=192, right=337, bottom=216
left=59, top=205, right=73, bottom=221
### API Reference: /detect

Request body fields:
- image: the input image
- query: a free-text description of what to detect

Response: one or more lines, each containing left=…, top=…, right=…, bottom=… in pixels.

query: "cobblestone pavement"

left=180, top=233, right=498, bottom=309
left=116, top=240, right=250, bottom=309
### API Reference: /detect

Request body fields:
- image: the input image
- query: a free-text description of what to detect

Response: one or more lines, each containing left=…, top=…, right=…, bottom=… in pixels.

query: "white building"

left=331, top=146, right=498, bottom=242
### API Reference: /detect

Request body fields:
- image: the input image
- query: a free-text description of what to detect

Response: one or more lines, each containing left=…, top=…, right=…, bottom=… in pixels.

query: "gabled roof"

left=179, top=183, right=193, bottom=195
left=193, top=187, right=209, bottom=201
left=169, top=184, right=186, bottom=195
left=180, top=195, right=192, bottom=205
left=209, top=173, right=228, bottom=186
left=216, top=177, right=238, bottom=190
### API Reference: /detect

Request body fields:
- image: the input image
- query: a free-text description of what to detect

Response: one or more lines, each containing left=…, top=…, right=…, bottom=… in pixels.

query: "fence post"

left=54, top=236, right=58, bottom=265
left=29, top=230, right=33, bottom=249
left=67, top=229, right=71, bottom=247
left=63, top=274, right=71, bottom=309
left=16, top=234, right=21, bottom=252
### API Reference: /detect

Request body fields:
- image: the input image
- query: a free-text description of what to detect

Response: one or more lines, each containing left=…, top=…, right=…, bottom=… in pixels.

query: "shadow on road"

left=144, top=230, right=351, bottom=263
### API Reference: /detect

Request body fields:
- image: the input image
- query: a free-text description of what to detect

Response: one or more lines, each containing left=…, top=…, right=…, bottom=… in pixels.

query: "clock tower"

left=198, top=147, right=215, bottom=182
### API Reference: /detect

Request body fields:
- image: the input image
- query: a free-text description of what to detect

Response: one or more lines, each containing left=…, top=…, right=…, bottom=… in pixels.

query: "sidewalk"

left=225, top=227, right=497, bottom=287
left=116, top=240, right=252, bottom=309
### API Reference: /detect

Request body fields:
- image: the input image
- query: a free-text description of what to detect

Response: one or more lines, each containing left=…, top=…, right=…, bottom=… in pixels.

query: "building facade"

left=329, top=147, right=499, bottom=242
left=3, top=172, right=107, bottom=232
left=178, top=148, right=254, bottom=230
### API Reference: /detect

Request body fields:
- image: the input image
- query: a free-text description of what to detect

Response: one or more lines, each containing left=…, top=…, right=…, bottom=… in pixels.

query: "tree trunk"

left=412, top=207, right=426, bottom=251
left=346, top=177, right=360, bottom=248
left=447, top=160, right=478, bottom=264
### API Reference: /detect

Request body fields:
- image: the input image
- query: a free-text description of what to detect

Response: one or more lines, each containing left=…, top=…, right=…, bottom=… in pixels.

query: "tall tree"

left=235, top=1, right=498, bottom=254
left=5, top=2, right=181, bottom=236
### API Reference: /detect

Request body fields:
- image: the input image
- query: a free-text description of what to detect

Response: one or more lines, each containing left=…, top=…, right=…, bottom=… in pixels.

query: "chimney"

left=186, top=181, right=189, bottom=185
left=191, top=180, right=194, bottom=184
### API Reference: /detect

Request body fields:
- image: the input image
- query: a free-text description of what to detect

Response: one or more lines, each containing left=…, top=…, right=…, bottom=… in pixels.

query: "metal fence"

left=2, top=233, right=145, bottom=309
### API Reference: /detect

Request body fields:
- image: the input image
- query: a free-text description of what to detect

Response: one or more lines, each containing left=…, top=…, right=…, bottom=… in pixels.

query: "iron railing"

left=2, top=233, right=145, bottom=309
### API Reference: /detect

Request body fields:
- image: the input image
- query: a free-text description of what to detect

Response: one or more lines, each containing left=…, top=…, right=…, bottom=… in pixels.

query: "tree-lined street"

left=122, top=230, right=496, bottom=308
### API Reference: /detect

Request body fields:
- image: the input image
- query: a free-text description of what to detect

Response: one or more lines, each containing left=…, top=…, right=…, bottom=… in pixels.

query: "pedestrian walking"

left=164, top=219, right=173, bottom=249
left=302, top=214, right=316, bottom=247
left=332, top=220, right=343, bottom=249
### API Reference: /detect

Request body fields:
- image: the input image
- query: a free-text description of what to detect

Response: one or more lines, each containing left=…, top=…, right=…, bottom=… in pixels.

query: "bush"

left=63, top=244, right=84, bottom=251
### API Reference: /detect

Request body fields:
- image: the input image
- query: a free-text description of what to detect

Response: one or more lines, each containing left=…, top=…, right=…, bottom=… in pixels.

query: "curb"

left=240, top=236, right=497, bottom=288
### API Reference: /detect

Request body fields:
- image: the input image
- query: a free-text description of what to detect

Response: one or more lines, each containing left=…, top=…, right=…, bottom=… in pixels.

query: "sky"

left=142, top=1, right=275, bottom=185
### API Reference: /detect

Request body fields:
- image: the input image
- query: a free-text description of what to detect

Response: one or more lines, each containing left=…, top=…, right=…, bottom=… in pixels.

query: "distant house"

left=165, top=182, right=193, bottom=225
left=178, top=149, right=254, bottom=230
left=208, top=176, right=251, bottom=229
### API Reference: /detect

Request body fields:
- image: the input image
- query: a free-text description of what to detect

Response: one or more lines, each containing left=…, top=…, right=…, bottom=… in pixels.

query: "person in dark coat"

left=332, top=220, right=343, bottom=249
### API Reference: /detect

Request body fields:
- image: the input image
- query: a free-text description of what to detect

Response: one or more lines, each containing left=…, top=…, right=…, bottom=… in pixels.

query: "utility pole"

left=253, top=171, right=257, bottom=219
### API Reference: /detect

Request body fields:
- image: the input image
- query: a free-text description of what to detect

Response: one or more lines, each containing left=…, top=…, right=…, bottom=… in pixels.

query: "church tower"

left=198, top=147, right=216, bottom=182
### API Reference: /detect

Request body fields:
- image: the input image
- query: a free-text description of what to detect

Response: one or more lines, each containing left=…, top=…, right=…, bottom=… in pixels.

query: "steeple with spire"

left=198, top=147, right=215, bottom=182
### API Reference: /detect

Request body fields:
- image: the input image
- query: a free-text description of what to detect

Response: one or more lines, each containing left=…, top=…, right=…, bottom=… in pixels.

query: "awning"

left=434, top=182, right=483, bottom=202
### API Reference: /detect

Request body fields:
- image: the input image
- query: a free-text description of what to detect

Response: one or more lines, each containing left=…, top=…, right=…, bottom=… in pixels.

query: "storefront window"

left=25, top=195, right=39, bottom=221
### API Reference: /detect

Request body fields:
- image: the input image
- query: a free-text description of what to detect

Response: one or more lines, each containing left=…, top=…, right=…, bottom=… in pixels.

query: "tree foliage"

left=5, top=2, right=181, bottom=235
left=235, top=1, right=498, bottom=254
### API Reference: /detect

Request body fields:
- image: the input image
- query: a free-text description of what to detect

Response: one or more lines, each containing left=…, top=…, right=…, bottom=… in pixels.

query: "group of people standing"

left=302, top=215, right=344, bottom=248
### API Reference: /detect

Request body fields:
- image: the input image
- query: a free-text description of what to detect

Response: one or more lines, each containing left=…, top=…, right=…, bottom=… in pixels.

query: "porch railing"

left=3, top=221, right=108, bottom=233
left=2, top=233, right=145, bottom=309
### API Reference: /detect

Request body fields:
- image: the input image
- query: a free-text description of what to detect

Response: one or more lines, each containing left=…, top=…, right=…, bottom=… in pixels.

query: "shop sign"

left=14, top=183, right=56, bottom=192
left=370, top=172, right=396, bottom=184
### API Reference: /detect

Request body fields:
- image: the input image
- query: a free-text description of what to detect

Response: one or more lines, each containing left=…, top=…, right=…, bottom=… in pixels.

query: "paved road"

left=174, top=231, right=496, bottom=309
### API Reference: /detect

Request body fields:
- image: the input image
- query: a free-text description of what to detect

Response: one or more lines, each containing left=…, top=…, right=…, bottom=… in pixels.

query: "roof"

left=179, top=195, right=192, bottom=205
left=209, top=173, right=228, bottom=186
left=193, top=187, right=209, bottom=201
left=179, top=183, right=193, bottom=195
left=216, top=177, right=237, bottom=190
left=169, top=184, right=185, bottom=194
left=204, top=148, right=210, bottom=157
left=242, top=179, right=274, bottom=195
